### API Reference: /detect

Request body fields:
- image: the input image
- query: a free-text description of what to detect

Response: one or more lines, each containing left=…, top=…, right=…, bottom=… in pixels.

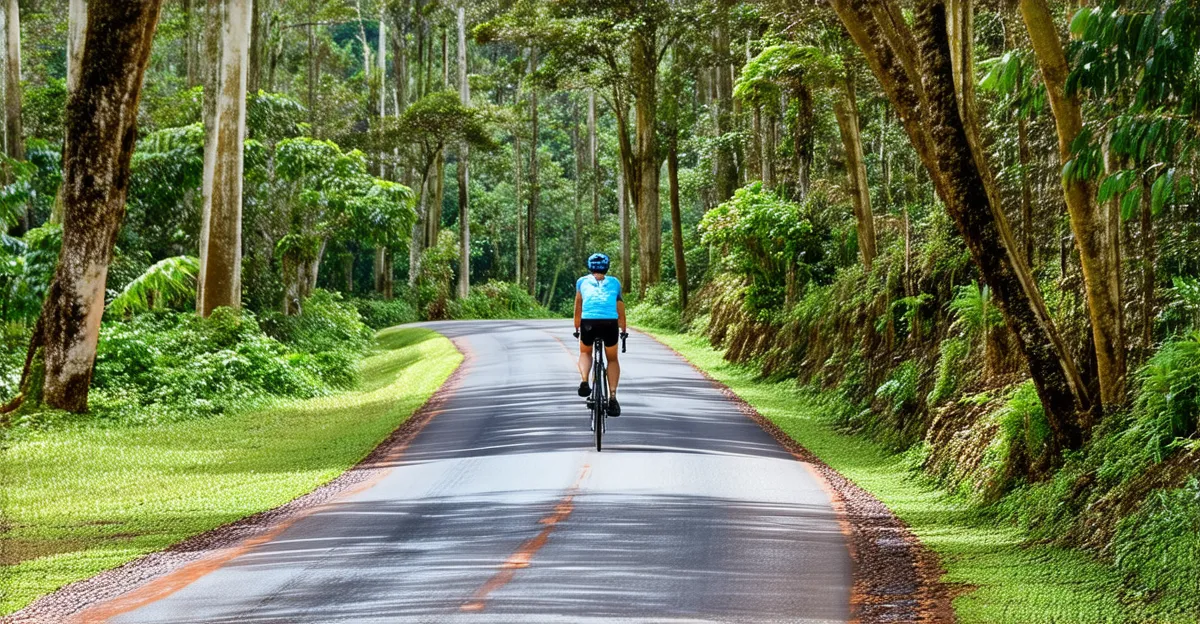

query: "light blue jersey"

left=577, top=274, right=622, bottom=319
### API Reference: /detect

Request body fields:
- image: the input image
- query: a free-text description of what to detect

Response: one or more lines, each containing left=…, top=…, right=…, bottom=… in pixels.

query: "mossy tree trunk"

left=712, top=0, right=737, bottom=203
left=832, top=72, right=877, bottom=272
left=668, top=136, right=687, bottom=311
left=1019, top=0, right=1126, bottom=409
left=632, top=28, right=661, bottom=295
left=525, top=47, right=539, bottom=297
left=456, top=5, right=470, bottom=299
left=829, top=0, right=1093, bottom=459
left=23, top=0, right=164, bottom=413
left=588, top=90, right=598, bottom=225
left=2, top=0, right=25, bottom=233
left=197, top=0, right=251, bottom=317
left=50, top=0, right=89, bottom=226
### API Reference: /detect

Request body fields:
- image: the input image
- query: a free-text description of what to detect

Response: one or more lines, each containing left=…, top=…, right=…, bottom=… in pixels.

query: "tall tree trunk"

left=67, top=0, right=88, bottom=93
left=571, top=95, right=582, bottom=258
left=374, top=246, right=385, bottom=293
left=306, top=23, right=315, bottom=123
left=631, top=32, right=661, bottom=294
left=430, top=27, right=447, bottom=248
left=794, top=85, right=813, bottom=198
left=393, top=1, right=409, bottom=114
left=525, top=47, right=539, bottom=296
left=51, top=0, right=89, bottom=226
left=829, top=0, right=1092, bottom=458
left=3, top=0, right=25, bottom=232
left=1139, top=172, right=1155, bottom=364
left=750, top=105, right=762, bottom=182
left=383, top=249, right=393, bottom=299
left=1017, top=114, right=1034, bottom=265
left=588, top=89, right=598, bottom=225
left=712, top=3, right=737, bottom=202
left=197, top=0, right=252, bottom=317
left=247, top=0, right=262, bottom=93
left=456, top=5, right=469, bottom=299
left=668, top=139, right=687, bottom=311
left=618, top=162, right=630, bottom=288
left=21, top=0, right=163, bottom=412
left=833, top=77, right=877, bottom=271
left=514, top=133, right=522, bottom=284
left=184, top=0, right=198, bottom=86
left=1019, top=0, right=1125, bottom=408
left=409, top=160, right=434, bottom=287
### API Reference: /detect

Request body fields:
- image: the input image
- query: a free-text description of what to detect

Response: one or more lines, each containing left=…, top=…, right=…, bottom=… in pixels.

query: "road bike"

left=574, top=329, right=628, bottom=451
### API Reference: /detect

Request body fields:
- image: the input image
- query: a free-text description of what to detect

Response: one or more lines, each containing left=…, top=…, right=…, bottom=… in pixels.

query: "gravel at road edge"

left=1, top=339, right=471, bottom=624
left=644, top=332, right=958, bottom=624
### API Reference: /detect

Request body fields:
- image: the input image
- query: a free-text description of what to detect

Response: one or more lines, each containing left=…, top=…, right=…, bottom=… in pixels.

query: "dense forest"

left=2, top=0, right=1200, bottom=619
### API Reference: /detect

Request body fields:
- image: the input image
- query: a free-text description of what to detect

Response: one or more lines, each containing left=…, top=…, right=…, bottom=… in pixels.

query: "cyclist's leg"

left=604, top=343, right=620, bottom=395
left=577, top=340, right=593, bottom=382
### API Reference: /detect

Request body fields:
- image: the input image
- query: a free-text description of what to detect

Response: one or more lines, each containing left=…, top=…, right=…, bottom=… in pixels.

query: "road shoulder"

left=2, top=327, right=465, bottom=623
left=643, top=329, right=957, bottom=624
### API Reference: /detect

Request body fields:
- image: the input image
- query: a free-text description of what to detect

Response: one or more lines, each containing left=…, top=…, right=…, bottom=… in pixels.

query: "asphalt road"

left=110, top=320, right=853, bottom=623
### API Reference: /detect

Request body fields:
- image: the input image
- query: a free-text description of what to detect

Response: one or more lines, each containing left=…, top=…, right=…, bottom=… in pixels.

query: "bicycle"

left=574, top=328, right=628, bottom=451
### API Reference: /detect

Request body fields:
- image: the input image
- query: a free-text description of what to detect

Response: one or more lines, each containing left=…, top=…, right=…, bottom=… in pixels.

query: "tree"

left=736, top=42, right=877, bottom=271
left=197, top=0, right=253, bottom=317
left=525, top=47, right=539, bottom=296
left=12, top=0, right=165, bottom=413
left=2, top=0, right=24, bottom=233
left=456, top=5, right=470, bottom=299
left=829, top=0, right=1093, bottom=459
left=394, top=90, right=493, bottom=285
left=480, top=0, right=703, bottom=294
left=1019, top=0, right=1126, bottom=408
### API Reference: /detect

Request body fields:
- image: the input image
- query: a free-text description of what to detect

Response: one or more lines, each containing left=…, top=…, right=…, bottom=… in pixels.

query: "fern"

left=107, top=256, right=200, bottom=316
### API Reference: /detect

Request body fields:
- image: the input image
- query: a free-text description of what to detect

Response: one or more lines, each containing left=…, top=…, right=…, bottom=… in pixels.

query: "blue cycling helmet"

left=587, top=253, right=611, bottom=273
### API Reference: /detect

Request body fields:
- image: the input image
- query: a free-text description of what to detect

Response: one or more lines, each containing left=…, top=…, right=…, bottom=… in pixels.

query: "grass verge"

left=0, top=326, right=461, bottom=615
left=649, top=330, right=1155, bottom=624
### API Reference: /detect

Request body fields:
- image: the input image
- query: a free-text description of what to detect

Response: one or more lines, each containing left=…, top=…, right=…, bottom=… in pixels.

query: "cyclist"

left=574, top=253, right=626, bottom=416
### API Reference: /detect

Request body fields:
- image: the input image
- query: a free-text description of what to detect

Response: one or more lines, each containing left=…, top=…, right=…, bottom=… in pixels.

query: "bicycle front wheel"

left=593, top=360, right=604, bottom=452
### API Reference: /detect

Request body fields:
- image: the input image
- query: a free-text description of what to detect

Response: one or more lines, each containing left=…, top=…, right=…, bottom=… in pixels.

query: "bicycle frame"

left=591, top=337, right=607, bottom=451
left=576, top=329, right=627, bottom=452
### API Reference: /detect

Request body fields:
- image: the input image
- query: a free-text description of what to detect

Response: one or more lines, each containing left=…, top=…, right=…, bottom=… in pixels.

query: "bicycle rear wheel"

left=593, top=348, right=605, bottom=451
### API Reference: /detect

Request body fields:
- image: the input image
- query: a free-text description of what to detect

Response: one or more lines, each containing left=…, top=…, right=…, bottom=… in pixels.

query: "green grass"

left=650, top=330, right=1165, bottom=624
left=0, top=327, right=461, bottom=615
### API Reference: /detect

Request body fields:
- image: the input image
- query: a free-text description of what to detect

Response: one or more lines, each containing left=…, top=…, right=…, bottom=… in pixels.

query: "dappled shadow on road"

left=114, top=492, right=849, bottom=624
left=100, top=320, right=855, bottom=624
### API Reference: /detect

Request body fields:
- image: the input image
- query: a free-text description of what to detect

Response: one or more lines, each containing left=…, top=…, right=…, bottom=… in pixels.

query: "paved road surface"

left=110, top=320, right=852, bottom=623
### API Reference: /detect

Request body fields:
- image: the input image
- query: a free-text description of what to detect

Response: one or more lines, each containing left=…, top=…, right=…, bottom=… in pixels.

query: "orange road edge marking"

left=69, top=410, right=449, bottom=624
left=68, top=332, right=476, bottom=624
left=460, top=463, right=590, bottom=612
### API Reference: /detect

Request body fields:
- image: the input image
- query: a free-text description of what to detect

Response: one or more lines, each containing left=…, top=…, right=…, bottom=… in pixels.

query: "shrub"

left=417, top=231, right=459, bottom=320
left=354, top=296, right=419, bottom=329
left=0, top=322, right=30, bottom=402
left=928, top=337, right=970, bottom=406
left=1133, top=331, right=1200, bottom=459
left=448, top=281, right=554, bottom=320
left=973, top=381, right=1052, bottom=501
left=628, top=283, right=682, bottom=331
left=1111, top=479, right=1200, bottom=611
left=260, top=289, right=371, bottom=356
left=73, top=298, right=372, bottom=425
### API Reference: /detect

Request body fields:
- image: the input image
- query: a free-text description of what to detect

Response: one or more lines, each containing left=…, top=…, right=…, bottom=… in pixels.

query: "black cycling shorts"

left=580, top=319, right=620, bottom=348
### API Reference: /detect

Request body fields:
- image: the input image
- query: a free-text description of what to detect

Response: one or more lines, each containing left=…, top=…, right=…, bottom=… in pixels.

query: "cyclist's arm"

left=574, top=291, right=583, bottom=330
left=617, top=300, right=626, bottom=333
